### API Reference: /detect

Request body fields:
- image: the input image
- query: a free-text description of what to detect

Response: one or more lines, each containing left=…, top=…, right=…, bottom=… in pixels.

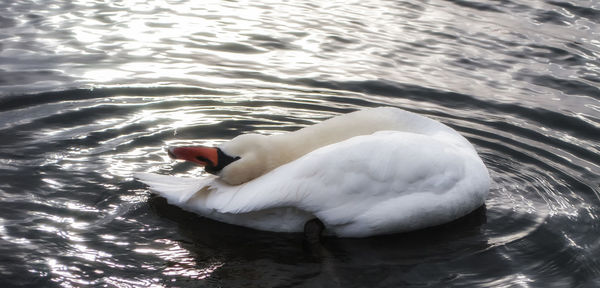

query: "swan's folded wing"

left=202, top=132, right=488, bottom=225
left=134, top=172, right=212, bottom=204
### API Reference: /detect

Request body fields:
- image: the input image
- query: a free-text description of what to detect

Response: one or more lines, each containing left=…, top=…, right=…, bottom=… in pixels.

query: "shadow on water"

left=150, top=195, right=490, bottom=287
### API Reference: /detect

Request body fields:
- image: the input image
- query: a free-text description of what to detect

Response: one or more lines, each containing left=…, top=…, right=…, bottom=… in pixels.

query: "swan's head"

left=167, top=134, right=271, bottom=185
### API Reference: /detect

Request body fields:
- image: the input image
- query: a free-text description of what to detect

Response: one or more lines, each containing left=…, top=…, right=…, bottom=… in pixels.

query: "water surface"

left=1, top=0, right=599, bottom=287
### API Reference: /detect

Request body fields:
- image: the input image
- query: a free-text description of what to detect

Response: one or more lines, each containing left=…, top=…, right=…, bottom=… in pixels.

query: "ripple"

left=548, top=1, right=600, bottom=24
left=0, top=81, right=599, bottom=286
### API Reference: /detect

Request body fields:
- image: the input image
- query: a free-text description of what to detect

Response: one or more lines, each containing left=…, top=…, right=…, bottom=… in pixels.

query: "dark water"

left=1, top=0, right=599, bottom=287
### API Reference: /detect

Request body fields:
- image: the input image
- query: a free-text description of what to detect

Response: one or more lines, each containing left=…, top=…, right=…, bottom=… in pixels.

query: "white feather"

left=135, top=107, right=490, bottom=237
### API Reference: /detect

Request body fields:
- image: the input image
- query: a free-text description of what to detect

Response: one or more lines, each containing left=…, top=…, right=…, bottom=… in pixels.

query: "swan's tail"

left=134, top=172, right=209, bottom=204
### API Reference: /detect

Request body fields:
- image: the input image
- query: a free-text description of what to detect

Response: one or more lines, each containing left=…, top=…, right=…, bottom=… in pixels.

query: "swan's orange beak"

left=167, top=146, right=218, bottom=167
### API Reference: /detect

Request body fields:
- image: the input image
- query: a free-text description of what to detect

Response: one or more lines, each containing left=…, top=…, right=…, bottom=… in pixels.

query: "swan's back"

left=276, top=107, right=472, bottom=155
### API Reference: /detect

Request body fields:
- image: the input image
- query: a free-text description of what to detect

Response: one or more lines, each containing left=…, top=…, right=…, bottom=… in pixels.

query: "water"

left=1, top=0, right=599, bottom=287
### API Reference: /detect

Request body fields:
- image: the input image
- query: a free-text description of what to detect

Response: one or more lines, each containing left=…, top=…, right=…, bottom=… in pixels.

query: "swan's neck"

left=266, top=111, right=398, bottom=169
left=266, top=107, right=472, bottom=172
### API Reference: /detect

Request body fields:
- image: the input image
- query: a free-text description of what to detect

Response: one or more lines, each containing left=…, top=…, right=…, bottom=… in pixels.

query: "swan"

left=135, top=107, right=490, bottom=238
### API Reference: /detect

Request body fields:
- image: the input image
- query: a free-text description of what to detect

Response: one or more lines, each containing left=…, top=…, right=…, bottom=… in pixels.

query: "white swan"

left=135, top=107, right=490, bottom=237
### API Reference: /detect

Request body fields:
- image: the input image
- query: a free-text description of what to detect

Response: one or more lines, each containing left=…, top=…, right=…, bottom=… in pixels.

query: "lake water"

left=1, top=0, right=599, bottom=287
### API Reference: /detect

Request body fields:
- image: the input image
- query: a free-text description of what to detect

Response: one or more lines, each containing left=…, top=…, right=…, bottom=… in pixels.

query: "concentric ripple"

left=0, top=85, right=598, bottom=287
